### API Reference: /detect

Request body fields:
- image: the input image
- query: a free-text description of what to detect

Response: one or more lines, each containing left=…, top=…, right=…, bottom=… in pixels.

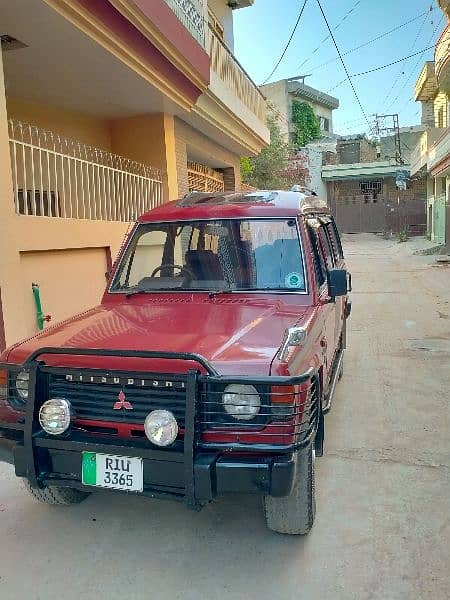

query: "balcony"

left=429, top=128, right=450, bottom=177
left=208, top=30, right=266, bottom=122
left=8, top=120, right=163, bottom=221
left=410, top=128, right=446, bottom=175
left=435, top=23, right=450, bottom=92
left=414, top=61, right=438, bottom=101
left=204, top=28, right=268, bottom=149
left=164, top=0, right=206, bottom=47
left=118, top=0, right=268, bottom=152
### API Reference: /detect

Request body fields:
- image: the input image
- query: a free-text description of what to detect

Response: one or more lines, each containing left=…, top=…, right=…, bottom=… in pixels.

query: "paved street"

left=0, top=233, right=449, bottom=600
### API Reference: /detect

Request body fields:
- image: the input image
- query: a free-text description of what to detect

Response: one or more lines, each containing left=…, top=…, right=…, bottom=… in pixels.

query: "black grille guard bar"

left=22, top=347, right=220, bottom=376
left=2, top=347, right=316, bottom=508
left=16, top=347, right=222, bottom=508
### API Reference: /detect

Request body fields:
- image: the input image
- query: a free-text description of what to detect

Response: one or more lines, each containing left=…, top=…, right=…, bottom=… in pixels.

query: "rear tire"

left=263, top=444, right=316, bottom=535
left=23, top=480, right=89, bottom=505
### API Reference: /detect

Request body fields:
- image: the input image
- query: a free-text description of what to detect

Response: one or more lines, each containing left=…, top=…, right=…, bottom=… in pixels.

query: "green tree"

left=240, top=156, right=254, bottom=182
left=291, top=100, right=321, bottom=148
left=240, top=112, right=291, bottom=189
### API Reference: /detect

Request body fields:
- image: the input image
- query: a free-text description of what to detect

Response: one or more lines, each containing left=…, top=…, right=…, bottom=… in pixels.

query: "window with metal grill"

left=360, top=179, right=382, bottom=200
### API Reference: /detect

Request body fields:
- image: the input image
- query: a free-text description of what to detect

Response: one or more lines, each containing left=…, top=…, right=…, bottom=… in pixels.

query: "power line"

left=340, top=117, right=370, bottom=126
left=298, top=0, right=363, bottom=71
left=386, top=14, right=445, bottom=112
left=325, top=39, right=448, bottom=93
left=335, top=122, right=375, bottom=135
left=381, top=6, right=433, bottom=108
left=261, top=0, right=308, bottom=85
left=315, top=0, right=373, bottom=134
left=307, top=8, right=433, bottom=73
left=354, top=43, right=443, bottom=77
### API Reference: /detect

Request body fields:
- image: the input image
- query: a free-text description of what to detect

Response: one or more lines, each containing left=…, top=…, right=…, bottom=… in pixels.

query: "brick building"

left=322, top=136, right=426, bottom=234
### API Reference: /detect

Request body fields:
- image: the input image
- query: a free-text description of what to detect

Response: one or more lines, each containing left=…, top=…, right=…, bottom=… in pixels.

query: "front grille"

left=48, top=371, right=188, bottom=427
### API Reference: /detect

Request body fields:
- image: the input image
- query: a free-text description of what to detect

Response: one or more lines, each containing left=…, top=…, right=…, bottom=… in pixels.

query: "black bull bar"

left=0, top=347, right=318, bottom=508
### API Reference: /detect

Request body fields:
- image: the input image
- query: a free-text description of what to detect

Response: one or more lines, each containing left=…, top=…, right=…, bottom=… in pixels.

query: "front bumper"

left=0, top=432, right=298, bottom=503
left=0, top=347, right=317, bottom=508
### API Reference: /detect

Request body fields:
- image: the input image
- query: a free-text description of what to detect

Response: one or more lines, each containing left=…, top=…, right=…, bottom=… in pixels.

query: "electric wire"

left=298, top=0, right=363, bottom=71
left=325, top=39, right=449, bottom=94
left=261, top=0, right=308, bottom=85
left=381, top=6, right=433, bottom=108
left=315, top=0, right=374, bottom=135
left=386, top=14, right=445, bottom=112
left=307, top=8, right=434, bottom=73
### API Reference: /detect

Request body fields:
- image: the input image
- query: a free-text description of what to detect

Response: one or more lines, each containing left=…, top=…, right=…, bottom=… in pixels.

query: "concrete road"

left=0, top=234, right=449, bottom=600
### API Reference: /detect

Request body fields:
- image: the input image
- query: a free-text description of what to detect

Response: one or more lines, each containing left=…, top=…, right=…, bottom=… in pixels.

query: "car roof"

left=138, top=190, right=331, bottom=223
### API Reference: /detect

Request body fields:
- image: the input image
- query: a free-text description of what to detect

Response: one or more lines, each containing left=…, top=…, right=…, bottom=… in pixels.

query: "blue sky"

left=233, top=0, right=445, bottom=136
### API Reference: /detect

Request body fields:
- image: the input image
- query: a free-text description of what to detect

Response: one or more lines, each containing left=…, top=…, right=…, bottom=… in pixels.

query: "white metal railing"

left=8, top=120, right=163, bottom=221
left=208, top=28, right=267, bottom=122
left=164, top=0, right=206, bottom=47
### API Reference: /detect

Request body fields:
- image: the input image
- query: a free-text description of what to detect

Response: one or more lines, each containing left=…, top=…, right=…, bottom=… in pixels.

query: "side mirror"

left=327, top=269, right=348, bottom=299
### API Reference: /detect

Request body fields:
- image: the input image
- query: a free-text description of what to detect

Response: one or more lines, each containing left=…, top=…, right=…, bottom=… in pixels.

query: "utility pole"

left=374, top=114, right=407, bottom=235
left=374, top=114, right=403, bottom=165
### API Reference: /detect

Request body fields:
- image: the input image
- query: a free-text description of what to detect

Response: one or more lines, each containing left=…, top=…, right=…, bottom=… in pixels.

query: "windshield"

left=111, top=219, right=306, bottom=293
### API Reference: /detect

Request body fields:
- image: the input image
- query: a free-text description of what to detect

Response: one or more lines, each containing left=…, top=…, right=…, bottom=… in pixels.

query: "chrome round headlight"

left=15, top=371, right=30, bottom=400
left=144, top=410, right=178, bottom=447
left=222, top=384, right=261, bottom=421
left=39, top=399, right=72, bottom=435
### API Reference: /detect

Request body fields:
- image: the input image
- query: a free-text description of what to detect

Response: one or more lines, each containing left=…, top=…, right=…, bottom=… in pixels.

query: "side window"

left=317, top=226, right=335, bottom=271
left=307, top=226, right=327, bottom=288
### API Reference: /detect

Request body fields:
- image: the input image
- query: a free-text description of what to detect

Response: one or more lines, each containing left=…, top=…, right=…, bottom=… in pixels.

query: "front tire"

left=263, top=444, right=316, bottom=535
left=23, top=480, right=90, bottom=505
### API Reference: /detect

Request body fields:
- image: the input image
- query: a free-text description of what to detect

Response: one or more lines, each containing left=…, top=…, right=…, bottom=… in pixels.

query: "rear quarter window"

left=306, top=225, right=327, bottom=288
left=326, top=220, right=344, bottom=261
left=317, top=227, right=335, bottom=271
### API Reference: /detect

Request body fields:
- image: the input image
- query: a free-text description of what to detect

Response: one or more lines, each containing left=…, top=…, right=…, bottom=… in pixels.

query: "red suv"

left=0, top=190, right=351, bottom=535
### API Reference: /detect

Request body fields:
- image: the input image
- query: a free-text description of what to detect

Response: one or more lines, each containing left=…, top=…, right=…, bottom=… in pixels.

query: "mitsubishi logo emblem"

left=113, top=390, right=133, bottom=411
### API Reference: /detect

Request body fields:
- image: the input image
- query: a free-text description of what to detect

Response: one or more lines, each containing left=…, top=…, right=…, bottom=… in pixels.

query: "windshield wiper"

left=125, top=287, right=182, bottom=298
left=208, top=288, right=235, bottom=298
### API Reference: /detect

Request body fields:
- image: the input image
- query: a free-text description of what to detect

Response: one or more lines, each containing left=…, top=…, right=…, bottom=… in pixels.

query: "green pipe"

left=32, top=283, right=45, bottom=330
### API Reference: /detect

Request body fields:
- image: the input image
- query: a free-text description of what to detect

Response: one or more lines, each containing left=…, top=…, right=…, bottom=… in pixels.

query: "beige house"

left=0, top=0, right=269, bottom=350
left=260, top=76, right=339, bottom=143
left=410, top=0, right=450, bottom=245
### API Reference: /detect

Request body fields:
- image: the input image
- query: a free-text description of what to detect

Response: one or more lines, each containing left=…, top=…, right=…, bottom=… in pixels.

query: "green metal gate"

left=433, top=194, right=446, bottom=245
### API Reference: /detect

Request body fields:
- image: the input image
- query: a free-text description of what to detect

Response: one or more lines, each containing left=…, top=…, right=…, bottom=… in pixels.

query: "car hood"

left=6, top=296, right=309, bottom=375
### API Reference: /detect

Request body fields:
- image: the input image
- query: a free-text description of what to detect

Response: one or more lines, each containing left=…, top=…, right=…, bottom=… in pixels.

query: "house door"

left=433, top=194, right=446, bottom=245
left=333, top=196, right=385, bottom=233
